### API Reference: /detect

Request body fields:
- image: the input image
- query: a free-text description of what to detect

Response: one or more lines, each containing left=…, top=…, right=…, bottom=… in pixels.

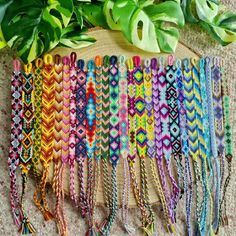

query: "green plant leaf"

left=0, top=25, right=6, bottom=49
left=1, top=0, right=73, bottom=63
left=103, top=0, right=120, bottom=30
left=0, top=0, right=13, bottom=23
left=195, top=0, right=218, bottom=22
left=112, top=0, right=184, bottom=53
left=78, top=3, right=109, bottom=28
left=59, top=22, right=96, bottom=48
left=180, top=0, right=198, bottom=23
left=201, top=11, right=236, bottom=45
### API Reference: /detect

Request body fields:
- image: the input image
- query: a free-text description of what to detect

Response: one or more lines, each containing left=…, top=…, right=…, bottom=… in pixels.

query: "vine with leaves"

left=0, top=0, right=235, bottom=63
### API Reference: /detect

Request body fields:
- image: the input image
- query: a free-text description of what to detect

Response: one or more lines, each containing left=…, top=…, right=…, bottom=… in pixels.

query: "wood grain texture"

left=39, top=28, right=200, bottom=207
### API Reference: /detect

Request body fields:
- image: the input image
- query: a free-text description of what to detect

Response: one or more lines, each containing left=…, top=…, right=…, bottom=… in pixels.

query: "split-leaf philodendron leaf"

left=1, top=0, right=73, bottom=63
left=110, top=0, right=184, bottom=53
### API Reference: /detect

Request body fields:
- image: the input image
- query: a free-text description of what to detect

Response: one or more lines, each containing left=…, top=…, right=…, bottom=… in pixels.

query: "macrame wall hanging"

left=7, top=52, right=233, bottom=236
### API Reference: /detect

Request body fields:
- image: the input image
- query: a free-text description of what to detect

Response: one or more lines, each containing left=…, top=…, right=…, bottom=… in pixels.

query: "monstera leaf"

left=1, top=0, right=73, bottom=63
left=59, top=23, right=96, bottom=49
left=201, top=11, right=236, bottom=45
left=0, top=0, right=13, bottom=49
left=110, top=0, right=184, bottom=53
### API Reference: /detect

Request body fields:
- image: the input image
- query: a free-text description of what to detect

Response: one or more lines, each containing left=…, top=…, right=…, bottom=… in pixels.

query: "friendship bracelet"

left=8, top=59, right=23, bottom=228
left=183, top=58, right=203, bottom=232
left=175, top=59, right=193, bottom=235
left=85, top=59, right=97, bottom=234
left=101, top=56, right=120, bottom=235
left=19, top=63, right=36, bottom=234
left=211, top=57, right=225, bottom=198
left=166, top=55, right=182, bottom=211
left=68, top=52, right=78, bottom=205
left=157, top=57, right=178, bottom=223
left=147, top=58, right=174, bottom=233
left=76, top=59, right=87, bottom=217
left=192, top=58, right=208, bottom=235
left=52, top=54, right=65, bottom=235
left=88, top=55, right=103, bottom=233
left=199, top=58, right=214, bottom=234
left=205, top=57, right=220, bottom=233
left=127, top=58, right=149, bottom=229
left=34, top=54, right=55, bottom=222
left=32, top=58, right=43, bottom=179
left=100, top=56, right=112, bottom=214
left=118, top=55, right=133, bottom=234
left=57, top=56, right=71, bottom=235
left=219, top=64, right=233, bottom=228
left=133, top=56, right=154, bottom=234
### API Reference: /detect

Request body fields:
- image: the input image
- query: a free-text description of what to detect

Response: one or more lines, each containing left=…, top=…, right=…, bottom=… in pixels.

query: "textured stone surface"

left=0, top=1, right=236, bottom=234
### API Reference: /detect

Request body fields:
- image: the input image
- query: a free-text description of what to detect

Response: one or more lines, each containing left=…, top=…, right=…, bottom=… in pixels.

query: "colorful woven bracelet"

left=219, top=62, right=233, bottom=228
left=175, top=59, right=193, bottom=235
left=32, top=58, right=43, bottom=179
left=76, top=59, right=87, bottom=217
left=118, top=55, right=133, bottom=233
left=166, top=55, right=182, bottom=211
left=85, top=59, right=97, bottom=234
left=100, top=55, right=112, bottom=214
left=34, top=55, right=55, bottom=222
left=192, top=58, right=209, bottom=235
left=127, top=58, right=149, bottom=229
left=52, top=54, right=65, bottom=235
left=147, top=58, right=174, bottom=233
left=19, top=63, right=36, bottom=234
left=133, top=56, right=154, bottom=234
left=205, top=57, right=221, bottom=233
left=8, top=59, right=23, bottom=228
left=183, top=58, right=203, bottom=232
left=198, top=58, right=214, bottom=235
left=157, top=57, right=177, bottom=223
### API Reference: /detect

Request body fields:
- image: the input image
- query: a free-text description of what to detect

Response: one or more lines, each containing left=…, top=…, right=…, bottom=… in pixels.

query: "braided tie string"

left=219, top=61, right=233, bottom=229
left=198, top=58, right=214, bottom=235
left=118, top=55, right=133, bottom=234
left=19, top=62, right=36, bottom=234
left=175, top=59, right=193, bottom=235
left=211, top=57, right=226, bottom=231
left=205, top=57, right=221, bottom=234
left=85, top=60, right=97, bottom=234
left=126, top=58, right=150, bottom=232
left=192, top=58, right=209, bottom=235
left=146, top=58, right=174, bottom=233
left=133, top=56, right=155, bottom=235
left=157, top=57, right=178, bottom=223
left=68, top=52, right=78, bottom=205
left=8, top=59, right=23, bottom=228
left=165, top=55, right=182, bottom=212
left=182, top=58, right=203, bottom=232
left=76, top=59, right=87, bottom=217
left=32, top=58, right=43, bottom=180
